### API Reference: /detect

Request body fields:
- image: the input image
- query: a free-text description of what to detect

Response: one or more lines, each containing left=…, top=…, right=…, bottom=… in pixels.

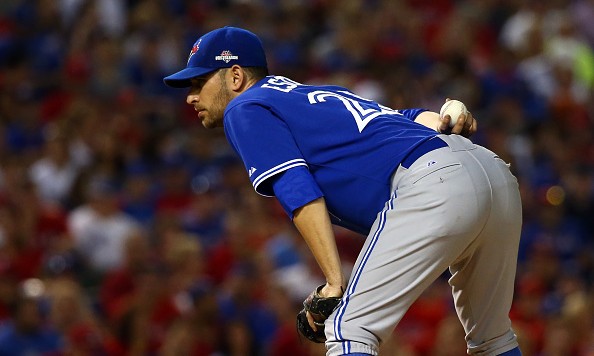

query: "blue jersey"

left=224, top=76, right=438, bottom=234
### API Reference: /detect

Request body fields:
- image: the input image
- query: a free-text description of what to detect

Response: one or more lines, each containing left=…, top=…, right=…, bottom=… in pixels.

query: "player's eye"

left=191, top=76, right=209, bottom=88
left=190, top=70, right=219, bottom=91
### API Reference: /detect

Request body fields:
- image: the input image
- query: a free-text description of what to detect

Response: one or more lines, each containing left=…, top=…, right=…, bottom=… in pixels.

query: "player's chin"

left=201, top=116, right=220, bottom=129
left=201, top=120, right=214, bottom=129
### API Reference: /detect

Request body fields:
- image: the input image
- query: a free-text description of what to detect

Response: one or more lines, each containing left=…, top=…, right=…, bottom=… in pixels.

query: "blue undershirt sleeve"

left=271, top=166, right=324, bottom=219
left=399, top=108, right=428, bottom=121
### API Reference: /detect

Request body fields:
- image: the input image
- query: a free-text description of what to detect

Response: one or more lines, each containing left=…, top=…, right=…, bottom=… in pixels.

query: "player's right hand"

left=439, top=98, right=477, bottom=137
left=450, top=111, right=477, bottom=137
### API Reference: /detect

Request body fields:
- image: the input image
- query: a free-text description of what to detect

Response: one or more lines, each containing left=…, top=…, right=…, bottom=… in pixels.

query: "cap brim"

left=163, top=67, right=216, bottom=88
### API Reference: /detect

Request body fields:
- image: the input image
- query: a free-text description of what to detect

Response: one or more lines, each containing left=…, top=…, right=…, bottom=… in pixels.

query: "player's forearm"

left=293, top=197, right=345, bottom=291
left=414, top=111, right=441, bottom=132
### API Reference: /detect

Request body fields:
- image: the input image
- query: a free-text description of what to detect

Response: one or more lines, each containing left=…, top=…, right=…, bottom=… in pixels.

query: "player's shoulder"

left=226, top=76, right=300, bottom=111
left=246, top=75, right=308, bottom=98
left=226, top=75, right=353, bottom=115
left=244, top=75, right=347, bottom=97
left=226, top=76, right=277, bottom=108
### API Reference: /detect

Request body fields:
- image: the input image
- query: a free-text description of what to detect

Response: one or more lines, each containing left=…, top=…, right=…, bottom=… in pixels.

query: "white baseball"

left=439, top=100, right=468, bottom=128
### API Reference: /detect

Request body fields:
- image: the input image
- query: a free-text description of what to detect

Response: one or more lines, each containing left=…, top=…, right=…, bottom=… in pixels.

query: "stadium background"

left=0, top=0, right=593, bottom=355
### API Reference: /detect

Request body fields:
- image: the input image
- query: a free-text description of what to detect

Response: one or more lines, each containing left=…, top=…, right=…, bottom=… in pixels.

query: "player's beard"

left=202, top=83, right=233, bottom=129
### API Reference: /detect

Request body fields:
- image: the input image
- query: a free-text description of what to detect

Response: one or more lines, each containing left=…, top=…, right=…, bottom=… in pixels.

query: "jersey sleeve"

left=271, top=166, right=323, bottom=218
left=398, top=108, right=428, bottom=121
left=224, top=101, right=309, bottom=197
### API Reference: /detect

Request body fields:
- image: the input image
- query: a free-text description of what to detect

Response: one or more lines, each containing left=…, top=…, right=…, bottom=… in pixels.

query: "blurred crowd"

left=0, top=0, right=593, bottom=355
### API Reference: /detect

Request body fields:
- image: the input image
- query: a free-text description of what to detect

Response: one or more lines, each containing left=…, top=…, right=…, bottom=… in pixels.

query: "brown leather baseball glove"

left=296, top=284, right=343, bottom=343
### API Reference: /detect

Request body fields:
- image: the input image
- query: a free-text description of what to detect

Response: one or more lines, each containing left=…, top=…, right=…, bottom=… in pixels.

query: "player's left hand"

left=296, top=284, right=343, bottom=343
left=438, top=99, right=477, bottom=137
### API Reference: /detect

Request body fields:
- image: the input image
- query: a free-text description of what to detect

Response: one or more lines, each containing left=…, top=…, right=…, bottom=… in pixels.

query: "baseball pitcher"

left=163, top=27, right=523, bottom=356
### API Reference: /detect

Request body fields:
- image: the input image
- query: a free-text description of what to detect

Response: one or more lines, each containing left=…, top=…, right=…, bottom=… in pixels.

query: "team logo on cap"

left=187, top=39, right=202, bottom=64
left=215, top=50, right=239, bottom=63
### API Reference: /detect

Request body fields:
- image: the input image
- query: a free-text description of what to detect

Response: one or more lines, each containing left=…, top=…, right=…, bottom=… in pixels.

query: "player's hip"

left=392, top=134, right=517, bottom=190
left=390, top=135, right=521, bottom=236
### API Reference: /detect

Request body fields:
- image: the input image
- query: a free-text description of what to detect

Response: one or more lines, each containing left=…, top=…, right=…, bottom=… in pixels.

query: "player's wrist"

left=322, top=281, right=345, bottom=297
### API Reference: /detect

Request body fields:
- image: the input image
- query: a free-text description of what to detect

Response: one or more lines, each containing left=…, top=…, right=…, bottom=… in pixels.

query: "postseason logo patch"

left=215, top=50, right=238, bottom=63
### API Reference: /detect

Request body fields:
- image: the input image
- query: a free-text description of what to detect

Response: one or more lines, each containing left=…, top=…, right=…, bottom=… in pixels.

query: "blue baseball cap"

left=163, top=26, right=267, bottom=88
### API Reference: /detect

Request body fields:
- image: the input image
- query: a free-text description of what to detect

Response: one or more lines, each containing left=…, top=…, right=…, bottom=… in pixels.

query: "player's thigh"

left=448, top=151, right=522, bottom=352
left=329, top=158, right=489, bottom=342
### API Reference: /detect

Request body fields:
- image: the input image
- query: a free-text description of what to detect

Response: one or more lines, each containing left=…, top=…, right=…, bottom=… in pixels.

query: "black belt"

left=401, top=137, right=448, bottom=168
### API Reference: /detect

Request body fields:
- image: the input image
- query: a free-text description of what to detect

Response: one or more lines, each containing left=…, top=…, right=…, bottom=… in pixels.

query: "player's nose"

left=186, top=93, right=198, bottom=105
left=186, top=85, right=201, bottom=104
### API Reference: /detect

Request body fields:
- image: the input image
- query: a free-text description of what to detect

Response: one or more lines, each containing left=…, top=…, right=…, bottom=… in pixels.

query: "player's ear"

left=228, top=65, right=244, bottom=91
